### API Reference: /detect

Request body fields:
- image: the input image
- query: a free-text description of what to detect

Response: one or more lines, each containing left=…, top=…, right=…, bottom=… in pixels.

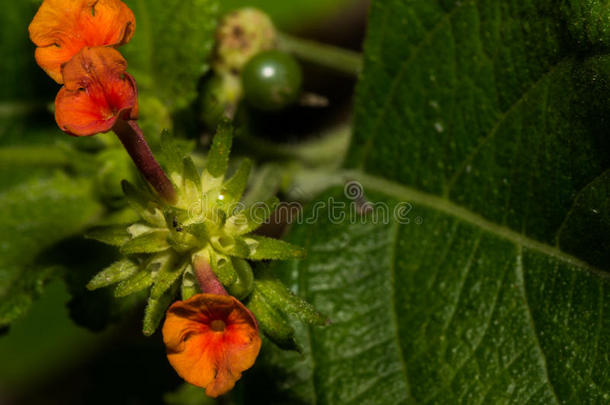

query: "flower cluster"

left=29, top=0, right=137, bottom=136
left=30, top=0, right=326, bottom=397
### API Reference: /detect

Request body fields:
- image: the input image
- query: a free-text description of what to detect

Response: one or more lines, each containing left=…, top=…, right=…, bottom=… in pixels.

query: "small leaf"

left=247, top=287, right=300, bottom=352
left=151, top=257, right=187, bottom=299
left=120, top=230, right=171, bottom=255
left=85, top=225, right=130, bottom=247
left=201, top=120, right=233, bottom=188
left=255, top=270, right=327, bottom=326
left=220, top=158, right=252, bottom=208
left=114, top=270, right=154, bottom=298
left=143, top=277, right=180, bottom=336
left=224, top=196, right=279, bottom=235
left=182, top=156, right=201, bottom=200
left=87, top=259, right=139, bottom=290
left=243, top=235, right=306, bottom=260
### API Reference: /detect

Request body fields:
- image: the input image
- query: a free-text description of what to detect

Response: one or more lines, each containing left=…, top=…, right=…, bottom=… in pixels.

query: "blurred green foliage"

left=221, top=0, right=358, bottom=31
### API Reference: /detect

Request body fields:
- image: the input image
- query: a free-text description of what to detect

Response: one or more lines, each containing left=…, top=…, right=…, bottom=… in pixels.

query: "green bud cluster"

left=86, top=122, right=326, bottom=347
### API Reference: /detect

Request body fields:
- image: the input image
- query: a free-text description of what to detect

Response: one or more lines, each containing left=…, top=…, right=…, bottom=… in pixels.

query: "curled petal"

left=29, top=0, right=135, bottom=83
left=163, top=294, right=261, bottom=398
left=55, top=47, right=138, bottom=136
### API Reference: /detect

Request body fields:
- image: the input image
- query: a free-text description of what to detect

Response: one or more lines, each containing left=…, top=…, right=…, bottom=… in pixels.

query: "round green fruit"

left=241, top=50, right=303, bottom=111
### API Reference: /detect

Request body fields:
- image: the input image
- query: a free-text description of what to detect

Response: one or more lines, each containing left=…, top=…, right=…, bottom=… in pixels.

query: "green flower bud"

left=214, top=8, right=276, bottom=75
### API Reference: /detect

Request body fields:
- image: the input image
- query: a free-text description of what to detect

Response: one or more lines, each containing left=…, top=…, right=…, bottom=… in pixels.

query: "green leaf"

left=254, top=269, right=327, bottom=326
left=243, top=235, right=305, bottom=261
left=114, top=269, right=154, bottom=298
left=123, top=0, right=220, bottom=111
left=151, top=256, right=186, bottom=299
left=87, top=259, right=139, bottom=290
left=220, top=158, right=253, bottom=208
left=143, top=276, right=180, bottom=336
left=0, top=175, right=101, bottom=327
left=224, top=196, right=279, bottom=235
left=251, top=1, right=610, bottom=403
left=182, top=156, right=202, bottom=198
left=85, top=225, right=131, bottom=247
left=120, top=230, right=171, bottom=255
left=202, top=120, right=233, bottom=184
left=247, top=285, right=299, bottom=352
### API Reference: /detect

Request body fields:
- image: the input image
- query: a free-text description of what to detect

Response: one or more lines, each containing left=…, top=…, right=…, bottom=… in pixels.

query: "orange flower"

left=29, top=0, right=135, bottom=83
left=162, top=294, right=262, bottom=398
left=55, top=46, right=138, bottom=136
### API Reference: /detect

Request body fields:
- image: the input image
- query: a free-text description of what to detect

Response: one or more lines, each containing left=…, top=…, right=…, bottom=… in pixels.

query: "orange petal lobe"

left=29, top=0, right=135, bottom=83
left=55, top=47, right=138, bottom=137
left=162, top=294, right=262, bottom=398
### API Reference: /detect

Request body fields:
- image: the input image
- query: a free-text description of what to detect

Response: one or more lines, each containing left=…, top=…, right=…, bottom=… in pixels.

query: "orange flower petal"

left=29, top=0, right=135, bottom=83
left=162, top=294, right=262, bottom=398
left=55, top=46, right=138, bottom=136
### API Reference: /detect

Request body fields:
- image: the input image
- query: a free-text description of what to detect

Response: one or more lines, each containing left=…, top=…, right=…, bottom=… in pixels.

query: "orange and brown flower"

left=162, top=294, right=262, bottom=398
left=55, top=46, right=138, bottom=136
left=29, top=0, right=135, bottom=83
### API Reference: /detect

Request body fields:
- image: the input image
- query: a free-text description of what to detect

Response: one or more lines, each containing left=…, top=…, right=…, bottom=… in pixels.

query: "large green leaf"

left=123, top=0, right=219, bottom=111
left=0, top=174, right=102, bottom=327
left=250, top=1, right=610, bottom=404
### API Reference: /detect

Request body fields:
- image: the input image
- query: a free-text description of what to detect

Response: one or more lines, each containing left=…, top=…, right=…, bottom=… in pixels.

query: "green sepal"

left=255, top=270, right=327, bottom=325
left=227, top=258, right=254, bottom=299
left=219, top=158, right=252, bottom=209
left=150, top=256, right=187, bottom=299
left=114, top=269, right=154, bottom=298
left=86, top=259, right=139, bottom=290
left=209, top=249, right=237, bottom=286
left=224, top=196, right=279, bottom=235
left=247, top=287, right=300, bottom=352
left=201, top=120, right=233, bottom=189
left=121, top=180, right=165, bottom=227
left=143, top=277, right=180, bottom=336
left=243, top=235, right=305, bottom=260
left=85, top=225, right=131, bottom=246
left=210, top=234, right=250, bottom=258
left=181, top=265, right=200, bottom=300
left=120, top=230, right=171, bottom=255
left=182, top=157, right=201, bottom=200
left=184, top=222, right=209, bottom=242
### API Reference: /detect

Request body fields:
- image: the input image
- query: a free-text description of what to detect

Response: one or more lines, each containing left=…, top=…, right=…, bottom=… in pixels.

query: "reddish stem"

left=113, top=119, right=177, bottom=204
left=193, top=256, right=228, bottom=296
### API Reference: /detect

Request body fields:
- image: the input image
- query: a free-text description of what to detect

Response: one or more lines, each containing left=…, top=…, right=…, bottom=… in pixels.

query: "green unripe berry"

left=241, top=50, right=303, bottom=111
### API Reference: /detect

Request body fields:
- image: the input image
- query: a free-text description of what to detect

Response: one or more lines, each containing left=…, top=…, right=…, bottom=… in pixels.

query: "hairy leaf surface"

left=250, top=1, right=610, bottom=404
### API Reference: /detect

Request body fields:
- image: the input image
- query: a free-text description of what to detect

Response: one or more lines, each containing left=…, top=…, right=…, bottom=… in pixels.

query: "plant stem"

left=113, top=119, right=177, bottom=204
left=193, top=256, right=228, bottom=296
left=276, top=32, right=363, bottom=77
